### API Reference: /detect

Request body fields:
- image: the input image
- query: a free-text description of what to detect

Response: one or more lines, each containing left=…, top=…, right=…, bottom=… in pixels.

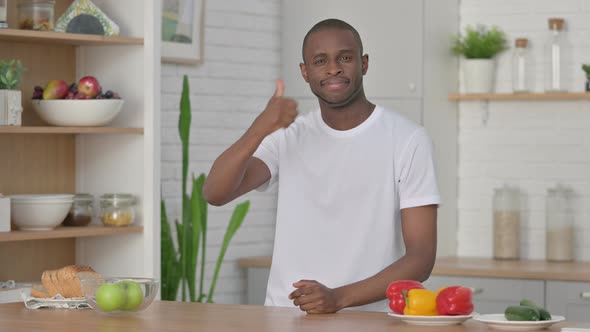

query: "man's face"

left=300, top=28, right=368, bottom=108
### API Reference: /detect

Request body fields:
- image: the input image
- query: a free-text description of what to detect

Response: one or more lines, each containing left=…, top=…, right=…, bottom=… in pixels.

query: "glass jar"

left=99, top=194, right=136, bottom=227
left=512, top=38, right=531, bottom=93
left=545, top=185, right=574, bottom=262
left=544, top=18, right=568, bottom=92
left=62, top=193, right=94, bottom=227
left=17, top=0, right=55, bottom=31
left=493, top=185, right=521, bottom=260
left=0, top=0, right=7, bottom=29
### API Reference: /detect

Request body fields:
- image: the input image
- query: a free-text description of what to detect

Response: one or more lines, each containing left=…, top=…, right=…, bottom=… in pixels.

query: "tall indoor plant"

left=452, top=25, right=508, bottom=94
left=0, top=59, right=25, bottom=126
left=161, top=75, right=250, bottom=302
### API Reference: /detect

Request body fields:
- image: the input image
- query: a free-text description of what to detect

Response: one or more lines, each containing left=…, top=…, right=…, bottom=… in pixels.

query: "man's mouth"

left=321, top=78, right=350, bottom=89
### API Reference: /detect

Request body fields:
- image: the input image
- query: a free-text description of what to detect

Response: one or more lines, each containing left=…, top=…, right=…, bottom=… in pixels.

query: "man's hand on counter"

left=288, top=280, right=344, bottom=314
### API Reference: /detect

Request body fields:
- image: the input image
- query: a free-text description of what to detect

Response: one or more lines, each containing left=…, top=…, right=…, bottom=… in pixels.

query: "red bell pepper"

left=385, top=280, right=425, bottom=314
left=435, top=286, right=474, bottom=316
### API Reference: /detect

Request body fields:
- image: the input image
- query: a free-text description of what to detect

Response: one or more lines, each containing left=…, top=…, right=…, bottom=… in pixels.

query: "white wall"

left=160, top=0, right=281, bottom=304
left=457, top=0, right=590, bottom=260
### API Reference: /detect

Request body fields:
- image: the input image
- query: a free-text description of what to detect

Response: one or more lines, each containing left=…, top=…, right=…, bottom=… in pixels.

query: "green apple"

left=96, top=283, right=125, bottom=312
left=119, top=280, right=143, bottom=311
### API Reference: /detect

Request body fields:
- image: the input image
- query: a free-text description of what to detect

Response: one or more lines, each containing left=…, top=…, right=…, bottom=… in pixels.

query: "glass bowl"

left=79, top=277, right=159, bottom=315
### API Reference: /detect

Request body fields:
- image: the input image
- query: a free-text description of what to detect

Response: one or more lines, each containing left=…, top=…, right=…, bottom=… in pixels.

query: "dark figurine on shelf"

left=583, top=64, right=590, bottom=92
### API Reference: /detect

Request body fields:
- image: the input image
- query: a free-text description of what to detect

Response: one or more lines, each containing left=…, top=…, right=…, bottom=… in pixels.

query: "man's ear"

left=300, top=62, right=309, bottom=83
left=362, top=54, right=369, bottom=75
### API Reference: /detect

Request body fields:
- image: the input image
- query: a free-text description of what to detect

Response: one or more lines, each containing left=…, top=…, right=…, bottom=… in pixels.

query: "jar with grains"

left=63, top=193, right=93, bottom=227
left=493, top=185, right=521, bottom=260
left=546, top=185, right=575, bottom=262
left=17, top=0, right=55, bottom=31
left=99, top=194, right=136, bottom=227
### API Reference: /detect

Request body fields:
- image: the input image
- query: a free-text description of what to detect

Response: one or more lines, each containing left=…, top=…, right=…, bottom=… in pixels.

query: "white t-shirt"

left=253, top=105, right=440, bottom=312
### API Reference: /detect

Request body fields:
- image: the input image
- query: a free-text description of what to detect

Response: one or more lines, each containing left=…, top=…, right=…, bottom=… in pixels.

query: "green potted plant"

left=582, top=64, right=590, bottom=92
left=451, top=25, right=508, bottom=94
left=0, top=59, right=26, bottom=126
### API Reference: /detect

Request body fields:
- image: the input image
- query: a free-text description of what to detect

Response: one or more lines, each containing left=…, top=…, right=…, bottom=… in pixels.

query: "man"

left=203, top=18, right=439, bottom=313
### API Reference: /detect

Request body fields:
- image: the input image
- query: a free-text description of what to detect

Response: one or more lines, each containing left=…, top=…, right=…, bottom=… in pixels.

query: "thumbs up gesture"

left=252, top=80, right=298, bottom=136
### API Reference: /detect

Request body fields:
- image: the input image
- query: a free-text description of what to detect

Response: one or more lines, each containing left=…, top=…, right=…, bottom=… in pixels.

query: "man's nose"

left=326, top=61, right=343, bottom=76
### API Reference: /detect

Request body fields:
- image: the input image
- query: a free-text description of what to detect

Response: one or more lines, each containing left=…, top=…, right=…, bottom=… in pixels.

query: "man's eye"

left=340, top=56, right=352, bottom=61
left=314, top=59, right=326, bottom=65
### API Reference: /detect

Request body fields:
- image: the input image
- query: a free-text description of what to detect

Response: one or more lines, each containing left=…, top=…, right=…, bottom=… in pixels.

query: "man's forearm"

left=335, top=252, right=435, bottom=310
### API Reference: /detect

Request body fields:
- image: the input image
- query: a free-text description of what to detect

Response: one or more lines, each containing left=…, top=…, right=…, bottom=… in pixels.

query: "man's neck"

left=319, top=97, right=376, bottom=131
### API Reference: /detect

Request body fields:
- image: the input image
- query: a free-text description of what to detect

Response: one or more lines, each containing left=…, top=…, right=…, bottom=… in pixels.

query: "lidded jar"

left=99, top=194, right=136, bottom=227
left=17, top=0, right=55, bottom=31
left=544, top=18, right=568, bottom=92
left=545, top=185, right=575, bottom=262
left=493, top=185, right=521, bottom=260
left=62, top=193, right=94, bottom=227
left=512, top=38, right=531, bottom=93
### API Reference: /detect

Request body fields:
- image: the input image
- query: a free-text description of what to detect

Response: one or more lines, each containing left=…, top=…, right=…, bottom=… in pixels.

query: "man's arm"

left=289, top=204, right=437, bottom=313
left=203, top=80, right=298, bottom=206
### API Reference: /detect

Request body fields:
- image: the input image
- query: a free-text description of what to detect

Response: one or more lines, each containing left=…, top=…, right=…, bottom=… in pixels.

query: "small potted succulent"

left=582, top=64, right=590, bottom=92
left=0, top=59, right=26, bottom=126
left=452, top=25, right=508, bottom=94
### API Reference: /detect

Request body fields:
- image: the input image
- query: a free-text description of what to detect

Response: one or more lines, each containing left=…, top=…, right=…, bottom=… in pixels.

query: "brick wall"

left=458, top=0, right=590, bottom=260
left=160, top=0, right=281, bottom=304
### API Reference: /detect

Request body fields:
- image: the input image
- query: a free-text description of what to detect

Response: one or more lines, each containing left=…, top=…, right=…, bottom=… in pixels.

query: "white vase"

left=463, top=59, right=496, bottom=94
left=0, top=90, right=23, bottom=126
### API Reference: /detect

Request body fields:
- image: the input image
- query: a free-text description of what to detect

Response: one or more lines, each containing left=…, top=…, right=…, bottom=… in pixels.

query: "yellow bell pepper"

left=403, top=289, right=439, bottom=316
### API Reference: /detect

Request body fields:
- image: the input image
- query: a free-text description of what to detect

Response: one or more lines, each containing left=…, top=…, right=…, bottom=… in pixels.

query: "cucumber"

left=519, top=299, right=552, bottom=321
left=505, top=305, right=541, bottom=321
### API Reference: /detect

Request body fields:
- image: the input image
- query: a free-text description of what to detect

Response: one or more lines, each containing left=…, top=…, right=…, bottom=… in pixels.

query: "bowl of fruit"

left=79, top=277, right=159, bottom=315
left=32, top=76, right=124, bottom=127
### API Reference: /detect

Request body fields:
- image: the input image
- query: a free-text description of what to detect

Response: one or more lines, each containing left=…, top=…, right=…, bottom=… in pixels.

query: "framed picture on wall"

left=161, top=0, right=204, bottom=65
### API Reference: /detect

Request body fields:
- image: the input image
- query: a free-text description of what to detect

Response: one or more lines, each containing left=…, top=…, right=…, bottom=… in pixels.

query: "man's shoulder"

left=377, top=105, right=424, bottom=138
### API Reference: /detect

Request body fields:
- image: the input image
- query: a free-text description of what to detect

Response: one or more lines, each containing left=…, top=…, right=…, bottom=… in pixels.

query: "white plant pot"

left=463, top=59, right=496, bottom=94
left=0, top=90, right=23, bottom=126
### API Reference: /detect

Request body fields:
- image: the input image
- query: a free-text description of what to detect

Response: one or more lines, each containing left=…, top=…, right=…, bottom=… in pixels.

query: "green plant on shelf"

left=0, top=59, right=26, bottom=90
left=451, top=25, right=508, bottom=59
left=161, top=75, right=250, bottom=303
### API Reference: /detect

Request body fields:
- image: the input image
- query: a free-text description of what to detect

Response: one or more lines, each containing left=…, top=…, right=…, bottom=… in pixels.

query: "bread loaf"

left=38, top=265, right=101, bottom=298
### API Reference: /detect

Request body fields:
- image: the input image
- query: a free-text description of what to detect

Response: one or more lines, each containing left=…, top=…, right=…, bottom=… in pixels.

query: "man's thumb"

left=274, top=79, right=285, bottom=97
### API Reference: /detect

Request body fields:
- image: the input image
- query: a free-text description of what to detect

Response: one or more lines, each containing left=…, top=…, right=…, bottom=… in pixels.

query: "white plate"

left=472, top=314, right=565, bottom=330
left=388, top=312, right=474, bottom=326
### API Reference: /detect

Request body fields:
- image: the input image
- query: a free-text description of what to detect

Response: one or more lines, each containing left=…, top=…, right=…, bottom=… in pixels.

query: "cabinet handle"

left=469, top=287, right=484, bottom=295
left=581, top=292, right=590, bottom=300
left=408, top=83, right=416, bottom=92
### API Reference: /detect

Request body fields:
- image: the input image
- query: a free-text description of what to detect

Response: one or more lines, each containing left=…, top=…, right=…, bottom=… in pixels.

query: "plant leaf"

left=160, top=200, right=181, bottom=300
left=187, top=173, right=203, bottom=302
left=206, top=200, right=250, bottom=303
left=193, top=173, right=208, bottom=302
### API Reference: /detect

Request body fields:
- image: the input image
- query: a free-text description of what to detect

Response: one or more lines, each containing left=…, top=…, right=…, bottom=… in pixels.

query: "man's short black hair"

left=301, top=18, right=364, bottom=62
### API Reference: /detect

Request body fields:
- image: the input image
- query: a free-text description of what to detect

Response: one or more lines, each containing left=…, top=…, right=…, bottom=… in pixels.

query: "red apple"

left=77, top=76, right=101, bottom=98
left=42, top=80, right=69, bottom=100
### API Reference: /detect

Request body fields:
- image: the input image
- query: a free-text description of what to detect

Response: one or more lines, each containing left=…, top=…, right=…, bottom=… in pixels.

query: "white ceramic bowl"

left=10, top=195, right=74, bottom=231
left=32, top=99, right=124, bottom=127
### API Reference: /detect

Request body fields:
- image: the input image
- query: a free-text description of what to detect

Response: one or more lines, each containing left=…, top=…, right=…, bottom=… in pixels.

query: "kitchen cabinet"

left=546, top=281, right=590, bottom=322
left=282, top=0, right=459, bottom=257
left=0, top=0, right=160, bottom=284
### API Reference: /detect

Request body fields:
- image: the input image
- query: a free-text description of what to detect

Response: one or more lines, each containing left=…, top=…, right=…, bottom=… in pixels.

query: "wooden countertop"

left=0, top=301, right=571, bottom=332
left=238, top=256, right=590, bottom=282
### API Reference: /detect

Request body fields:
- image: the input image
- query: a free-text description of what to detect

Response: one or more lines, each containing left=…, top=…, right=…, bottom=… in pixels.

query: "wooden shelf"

left=449, top=92, right=590, bottom=101
left=0, top=29, right=143, bottom=46
left=0, top=126, right=143, bottom=134
left=0, top=225, right=143, bottom=242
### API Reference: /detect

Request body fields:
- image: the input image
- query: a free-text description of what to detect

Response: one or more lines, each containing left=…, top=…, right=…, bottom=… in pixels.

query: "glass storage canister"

left=99, top=194, right=136, bottom=227
left=545, top=185, right=575, bottom=262
left=0, top=0, right=7, bottom=29
left=493, top=185, right=521, bottom=260
left=17, top=0, right=55, bottom=31
left=544, top=18, right=568, bottom=92
left=62, top=193, right=94, bottom=227
left=512, top=38, right=531, bottom=93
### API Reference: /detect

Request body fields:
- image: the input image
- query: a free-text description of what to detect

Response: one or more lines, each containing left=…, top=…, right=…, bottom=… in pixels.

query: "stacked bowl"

left=10, top=194, right=74, bottom=231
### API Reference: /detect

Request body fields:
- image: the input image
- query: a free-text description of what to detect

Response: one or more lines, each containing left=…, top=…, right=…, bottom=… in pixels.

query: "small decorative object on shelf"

left=0, top=0, right=7, bottom=28
left=493, top=184, right=521, bottom=260
left=544, top=18, right=568, bottom=93
left=545, top=184, right=575, bottom=262
left=54, top=0, right=119, bottom=36
left=452, top=25, right=508, bottom=94
left=582, top=64, right=590, bottom=92
left=512, top=38, right=531, bottom=93
left=0, top=59, right=25, bottom=126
